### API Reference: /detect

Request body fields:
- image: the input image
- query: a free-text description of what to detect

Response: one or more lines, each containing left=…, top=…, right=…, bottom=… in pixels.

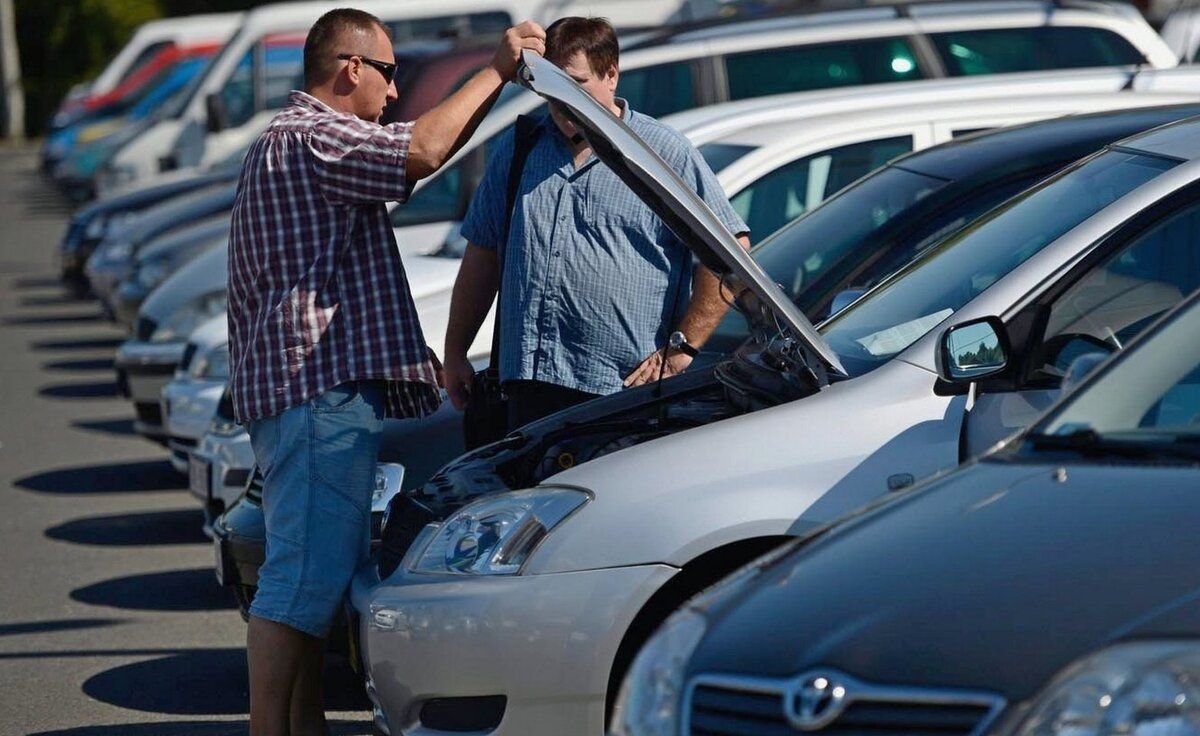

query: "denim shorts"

left=246, top=380, right=385, bottom=638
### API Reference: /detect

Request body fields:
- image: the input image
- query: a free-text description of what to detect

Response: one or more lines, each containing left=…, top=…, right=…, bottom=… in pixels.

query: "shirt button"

left=554, top=251, right=561, bottom=257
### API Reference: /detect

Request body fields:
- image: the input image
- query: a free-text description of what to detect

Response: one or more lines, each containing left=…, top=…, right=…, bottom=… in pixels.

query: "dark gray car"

left=611, top=288, right=1200, bottom=736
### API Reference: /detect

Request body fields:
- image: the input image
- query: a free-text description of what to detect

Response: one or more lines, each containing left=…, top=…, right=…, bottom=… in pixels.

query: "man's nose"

left=387, top=79, right=398, bottom=103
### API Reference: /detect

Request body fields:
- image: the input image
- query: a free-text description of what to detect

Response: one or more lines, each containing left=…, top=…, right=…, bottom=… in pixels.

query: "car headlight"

left=193, top=343, right=230, bottom=379
left=135, top=257, right=171, bottom=290
left=104, top=239, right=134, bottom=263
left=151, top=291, right=227, bottom=343
left=373, top=463, right=405, bottom=514
left=409, top=486, right=589, bottom=575
left=611, top=538, right=803, bottom=736
left=1011, top=642, right=1200, bottom=736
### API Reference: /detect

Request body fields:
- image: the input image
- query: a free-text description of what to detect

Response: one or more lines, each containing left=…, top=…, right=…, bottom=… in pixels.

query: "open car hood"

left=515, top=52, right=846, bottom=378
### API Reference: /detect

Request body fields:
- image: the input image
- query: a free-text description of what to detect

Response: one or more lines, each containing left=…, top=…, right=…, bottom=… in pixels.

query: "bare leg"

left=290, top=635, right=330, bottom=736
left=248, top=614, right=311, bottom=736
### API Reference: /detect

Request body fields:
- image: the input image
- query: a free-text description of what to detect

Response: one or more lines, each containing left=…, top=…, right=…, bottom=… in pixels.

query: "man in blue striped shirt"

left=445, top=16, right=750, bottom=429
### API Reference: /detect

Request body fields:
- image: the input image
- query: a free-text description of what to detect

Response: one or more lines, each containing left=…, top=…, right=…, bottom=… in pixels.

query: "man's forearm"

left=677, top=235, right=750, bottom=347
left=407, top=66, right=506, bottom=183
left=445, top=244, right=501, bottom=359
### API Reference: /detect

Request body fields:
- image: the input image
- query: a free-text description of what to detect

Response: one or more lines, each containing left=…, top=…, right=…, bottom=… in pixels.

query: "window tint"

left=392, top=158, right=465, bottom=227
left=731, top=136, right=912, bottom=243
left=220, top=51, right=255, bottom=130
left=931, top=26, right=1145, bottom=77
left=697, top=142, right=757, bottom=173
left=263, top=45, right=305, bottom=110
left=725, top=38, right=920, bottom=101
left=820, top=150, right=1177, bottom=377
left=619, top=62, right=695, bottom=118
left=1036, top=202, right=1200, bottom=380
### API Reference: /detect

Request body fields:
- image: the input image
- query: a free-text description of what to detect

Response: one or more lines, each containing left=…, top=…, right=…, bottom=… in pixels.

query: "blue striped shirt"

left=460, top=102, right=748, bottom=395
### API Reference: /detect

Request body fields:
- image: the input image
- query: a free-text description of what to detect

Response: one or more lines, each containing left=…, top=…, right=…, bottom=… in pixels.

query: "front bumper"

left=163, top=376, right=227, bottom=472
left=189, top=429, right=254, bottom=535
left=113, top=279, right=152, bottom=329
left=115, top=340, right=186, bottom=441
left=352, top=562, right=677, bottom=735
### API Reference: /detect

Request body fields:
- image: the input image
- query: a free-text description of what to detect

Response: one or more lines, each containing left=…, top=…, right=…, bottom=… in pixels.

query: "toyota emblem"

left=786, top=672, right=849, bottom=731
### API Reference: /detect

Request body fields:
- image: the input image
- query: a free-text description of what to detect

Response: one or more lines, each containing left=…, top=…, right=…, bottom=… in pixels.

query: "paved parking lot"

left=0, top=148, right=374, bottom=735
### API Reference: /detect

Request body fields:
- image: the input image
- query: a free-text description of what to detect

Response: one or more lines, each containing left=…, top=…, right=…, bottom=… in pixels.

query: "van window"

left=725, top=38, right=921, bottom=101
left=263, top=44, right=305, bottom=109
left=619, top=62, right=696, bottom=118
left=731, top=136, right=913, bottom=243
left=124, top=41, right=175, bottom=80
left=931, top=26, right=1145, bottom=76
left=220, top=51, right=255, bottom=130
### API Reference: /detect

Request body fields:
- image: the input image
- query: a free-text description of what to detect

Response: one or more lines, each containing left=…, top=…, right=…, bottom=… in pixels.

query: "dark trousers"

left=505, top=380, right=600, bottom=431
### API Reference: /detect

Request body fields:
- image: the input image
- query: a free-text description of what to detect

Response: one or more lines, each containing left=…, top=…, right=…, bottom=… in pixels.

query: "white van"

left=93, top=0, right=691, bottom=195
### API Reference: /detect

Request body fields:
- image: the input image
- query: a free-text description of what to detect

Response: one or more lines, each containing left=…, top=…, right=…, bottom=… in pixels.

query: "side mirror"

left=205, top=93, right=228, bottom=134
left=829, top=287, right=867, bottom=317
left=937, top=316, right=1010, bottom=383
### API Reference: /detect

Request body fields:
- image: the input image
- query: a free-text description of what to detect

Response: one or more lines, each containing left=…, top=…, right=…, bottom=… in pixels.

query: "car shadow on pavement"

left=71, top=568, right=235, bottom=612
left=44, top=357, right=116, bottom=371
left=78, top=647, right=370, bottom=716
left=11, top=275, right=64, bottom=290
left=28, top=721, right=376, bottom=736
left=0, top=618, right=124, bottom=637
left=38, top=380, right=120, bottom=399
left=16, top=459, right=183, bottom=494
left=3, top=311, right=103, bottom=326
left=47, top=509, right=208, bottom=547
left=30, top=336, right=124, bottom=352
left=71, top=418, right=137, bottom=436
left=21, top=293, right=89, bottom=307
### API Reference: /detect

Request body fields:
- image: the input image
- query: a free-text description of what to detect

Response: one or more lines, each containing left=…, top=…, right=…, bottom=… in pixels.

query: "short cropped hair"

left=304, top=8, right=391, bottom=87
left=545, top=17, right=619, bottom=76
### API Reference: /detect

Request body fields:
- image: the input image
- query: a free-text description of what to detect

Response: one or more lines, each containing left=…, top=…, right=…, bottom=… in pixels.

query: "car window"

left=697, top=142, right=758, bottom=174
left=124, top=41, right=174, bottom=81
left=725, top=37, right=921, bottom=101
left=1039, top=301, right=1200, bottom=443
left=931, top=26, right=1145, bottom=76
left=387, top=12, right=512, bottom=42
left=392, top=157, right=465, bottom=227
left=731, top=136, right=913, bottom=244
left=1033, top=202, right=1200, bottom=381
left=618, top=62, right=696, bottom=118
left=263, top=44, right=305, bottom=110
left=219, top=50, right=255, bottom=130
left=819, top=150, right=1178, bottom=377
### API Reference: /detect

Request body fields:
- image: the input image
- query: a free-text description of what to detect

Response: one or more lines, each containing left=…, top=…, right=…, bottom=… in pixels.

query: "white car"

left=161, top=313, right=228, bottom=473
left=352, top=53, right=1200, bottom=736
left=94, top=0, right=696, bottom=195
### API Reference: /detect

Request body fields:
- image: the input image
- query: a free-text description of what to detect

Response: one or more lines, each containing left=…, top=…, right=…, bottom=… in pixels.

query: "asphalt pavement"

left=0, top=148, right=375, bottom=735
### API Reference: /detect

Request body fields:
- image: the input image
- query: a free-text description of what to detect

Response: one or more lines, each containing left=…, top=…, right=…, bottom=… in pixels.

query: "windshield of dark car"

left=1033, top=300, right=1200, bottom=451
left=818, top=150, right=1179, bottom=377
left=751, top=164, right=948, bottom=306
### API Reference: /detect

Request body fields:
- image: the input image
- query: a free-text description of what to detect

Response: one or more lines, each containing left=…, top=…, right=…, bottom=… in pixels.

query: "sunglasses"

left=336, top=53, right=397, bottom=84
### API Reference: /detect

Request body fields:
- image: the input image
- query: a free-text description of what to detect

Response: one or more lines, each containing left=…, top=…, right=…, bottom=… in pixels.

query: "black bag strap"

left=488, top=114, right=542, bottom=372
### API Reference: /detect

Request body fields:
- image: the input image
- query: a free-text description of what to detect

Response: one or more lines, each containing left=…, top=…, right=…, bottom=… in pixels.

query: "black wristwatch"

left=668, top=331, right=698, bottom=358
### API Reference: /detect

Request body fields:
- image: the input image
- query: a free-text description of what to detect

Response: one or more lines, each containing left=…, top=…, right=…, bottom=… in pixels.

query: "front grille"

left=179, top=343, right=198, bottom=373
left=687, top=673, right=1002, bottom=736
left=135, top=316, right=158, bottom=342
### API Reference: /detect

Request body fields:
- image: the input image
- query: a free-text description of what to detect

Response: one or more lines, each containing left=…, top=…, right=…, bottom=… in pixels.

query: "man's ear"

left=606, top=64, right=619, bottom=92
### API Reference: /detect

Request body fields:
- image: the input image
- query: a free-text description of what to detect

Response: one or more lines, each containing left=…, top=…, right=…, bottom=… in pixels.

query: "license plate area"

left=189, top=454, right=211, bottom=500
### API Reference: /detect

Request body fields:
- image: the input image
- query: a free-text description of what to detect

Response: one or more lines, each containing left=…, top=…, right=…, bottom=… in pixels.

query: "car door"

left=961, top=186, right=1200, bottom=457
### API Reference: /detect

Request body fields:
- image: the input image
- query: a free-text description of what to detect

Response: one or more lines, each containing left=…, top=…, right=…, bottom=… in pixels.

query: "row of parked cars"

left=49, top=1, right=1200, bottom=734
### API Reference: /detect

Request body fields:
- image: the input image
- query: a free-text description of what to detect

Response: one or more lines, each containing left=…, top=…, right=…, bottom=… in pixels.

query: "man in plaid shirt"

left=228, top=9, right=545, bottom=734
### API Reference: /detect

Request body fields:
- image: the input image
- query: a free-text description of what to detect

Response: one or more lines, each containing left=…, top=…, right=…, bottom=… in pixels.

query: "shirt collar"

left=287, top=90, right=337, bottom=114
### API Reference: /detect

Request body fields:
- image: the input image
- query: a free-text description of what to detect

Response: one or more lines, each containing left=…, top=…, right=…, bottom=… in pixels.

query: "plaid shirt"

left=228, top=91, right=440, bottom=424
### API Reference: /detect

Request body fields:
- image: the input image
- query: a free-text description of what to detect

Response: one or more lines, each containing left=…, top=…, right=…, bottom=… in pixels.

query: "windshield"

left=1032, top=299, right=1200, bottom=453
left=819, top=150, right=1179, bottom=377
left=753, top=165, right=948, bottom=306
left=164, top=53, right=218, bottom=120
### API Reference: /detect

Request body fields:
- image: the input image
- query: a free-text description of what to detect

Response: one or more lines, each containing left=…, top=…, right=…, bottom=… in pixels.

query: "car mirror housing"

left=937, top=316, right=1011, bottom=383
left=205, top=93, right=228, bottom=135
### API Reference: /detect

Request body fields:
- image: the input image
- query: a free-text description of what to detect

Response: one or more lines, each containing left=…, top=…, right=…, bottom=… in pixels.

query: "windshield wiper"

left=1027, top=429, right=1200, bottom=463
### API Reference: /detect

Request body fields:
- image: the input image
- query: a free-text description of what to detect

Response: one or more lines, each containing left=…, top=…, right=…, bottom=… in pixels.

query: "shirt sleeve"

left=308, top=117, right=414, bottom=205
left=459, top=128, right=516, bottom=252
left=677, top=140, right=750, bottom=240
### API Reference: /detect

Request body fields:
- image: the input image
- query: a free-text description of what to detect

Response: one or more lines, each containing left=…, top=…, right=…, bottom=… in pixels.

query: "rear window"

left=931, top=26, right=1145, bottom=76
left=724, top=37, right=922, bottom=101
